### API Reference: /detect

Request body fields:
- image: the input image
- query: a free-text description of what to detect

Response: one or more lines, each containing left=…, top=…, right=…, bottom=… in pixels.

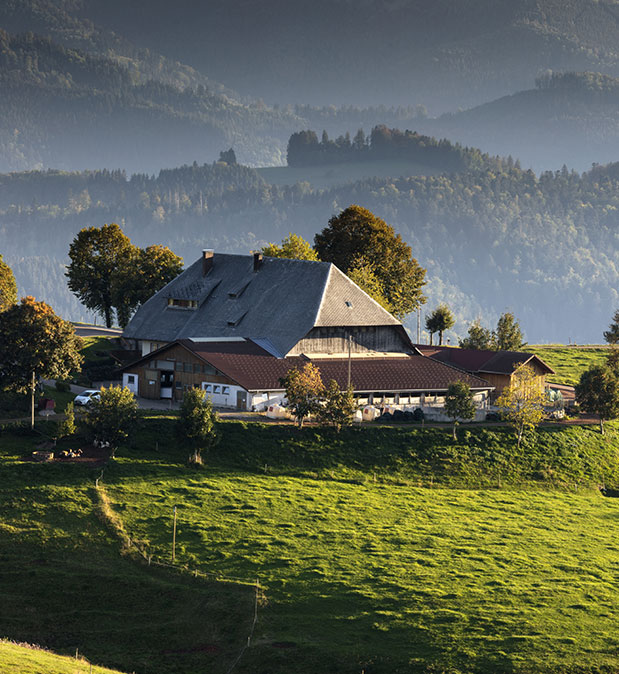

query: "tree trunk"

left=452, top=422, right=457, bottom=441
left=600, top=418, right=605, bottom=435
left=429, top=333, right=433, bottom=346
left=439, top=331, right=443, bottom=346
left=104, top=306, right=112, bottom=328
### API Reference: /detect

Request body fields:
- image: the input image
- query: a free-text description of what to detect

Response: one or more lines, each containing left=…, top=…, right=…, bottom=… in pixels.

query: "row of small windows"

left=167, top=298, right=198, bottom=309
left=147, top=360, right=220, bottom=375
left=202, top=384, right=230, bottom=395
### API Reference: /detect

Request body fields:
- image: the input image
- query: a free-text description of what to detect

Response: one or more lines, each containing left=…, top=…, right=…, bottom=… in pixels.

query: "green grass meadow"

left=0, top=640, right=126, bottom=674
left=1, top=418, right=619, bottom=672
left=525, top=345, right=612, bottom=386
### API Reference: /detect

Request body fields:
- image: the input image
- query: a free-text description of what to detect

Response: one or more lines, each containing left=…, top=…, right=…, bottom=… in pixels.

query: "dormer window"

left=167, top=298, right=198, bottom=310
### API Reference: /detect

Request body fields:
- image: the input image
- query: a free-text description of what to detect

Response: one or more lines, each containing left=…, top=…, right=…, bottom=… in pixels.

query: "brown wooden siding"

left=289, top=326, right=409, bottom=356
left=126, top=343, right=237, bottom=401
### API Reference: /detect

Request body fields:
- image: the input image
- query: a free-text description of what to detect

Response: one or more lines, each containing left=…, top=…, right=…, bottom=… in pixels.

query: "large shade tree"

left=261, top=233, right=318, bottom=261
left=67, top=224, right=183, bottom=328
left=575, top=364, right=619, bottom=435
left=314, top=205, right=426, bottom=319
left=0, top=254, right=17, bottom=311
left=0, top=296, right=83, bottom=427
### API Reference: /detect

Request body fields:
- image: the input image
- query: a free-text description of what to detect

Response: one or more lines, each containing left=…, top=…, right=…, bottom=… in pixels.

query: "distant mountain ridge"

left=417, top=71, right=619, bottom=172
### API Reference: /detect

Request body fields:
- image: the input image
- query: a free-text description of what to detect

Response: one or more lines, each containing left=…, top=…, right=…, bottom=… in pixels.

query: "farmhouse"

left=121, top=250, right=493, bottom=412
left=416, top=345, right=554, bottom=401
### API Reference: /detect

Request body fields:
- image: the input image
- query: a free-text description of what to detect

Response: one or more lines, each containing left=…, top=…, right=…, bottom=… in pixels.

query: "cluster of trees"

left=66, top=224, right=183, bottom=327
left=459, top=313, right=525, bottom=351
left=262, top=206, right=427, bottom=319
left=2, top=157, right=619, bottom=342
left=286, top=126, right=493, bottom=171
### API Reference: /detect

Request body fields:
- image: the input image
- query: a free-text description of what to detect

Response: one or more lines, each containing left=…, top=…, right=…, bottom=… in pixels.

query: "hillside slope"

left=420, top=72, right=619, bottom=172
left=81, top=0, right=619, bottom=111
left=0, top=641, right=125, bottom=674
left=0, top=30, right=304, bottom=172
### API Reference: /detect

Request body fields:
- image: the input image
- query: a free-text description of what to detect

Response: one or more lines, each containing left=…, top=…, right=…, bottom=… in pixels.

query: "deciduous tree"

left=444, top=381, right=477, bottom=440
left=281, top=362, right=325, bottom=428
left=261, top=233, right=318, bottom=261
left=0, top=254, right=17, bottom=311
left=0, top=296, right=83, bottom=393
left=318, top=380, right=356, bottom=432
left=497, top=364, right=544, bottom=449
left=459, top=320, right=493, bottom=350
left=66, top=223, right=134, bottom=328
left=425, top=304, right=455, bottom=345
left=178, top=387, right=218, bottom=459
left=575, top=364, right=619, bottom=435
left=495, top=312, right=524, bottom=351
left=83, top=386, right=138, bottom=454
left=314, top=205, right=426, bottom=319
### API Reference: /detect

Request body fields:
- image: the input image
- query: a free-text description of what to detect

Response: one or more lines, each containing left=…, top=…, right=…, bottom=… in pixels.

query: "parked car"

left=74, top=389, right=101, bottom=407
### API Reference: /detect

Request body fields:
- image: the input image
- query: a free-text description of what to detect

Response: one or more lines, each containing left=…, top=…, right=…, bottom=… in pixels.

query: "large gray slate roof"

left=123, top=252, right=402, bottom=357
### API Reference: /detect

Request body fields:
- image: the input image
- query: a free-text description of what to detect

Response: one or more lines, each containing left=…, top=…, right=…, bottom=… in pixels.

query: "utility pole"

left=31, top=370, right=35, bottom=430
left=417, top=308, right=421, bottom=344
left=347, top=332, right=352, bottom=388
left=172, top=506, right=177, bottom=562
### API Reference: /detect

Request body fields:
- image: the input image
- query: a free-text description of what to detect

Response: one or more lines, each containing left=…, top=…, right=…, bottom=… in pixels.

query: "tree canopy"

left=178, top=387, right=218, bottom=459
left=497, top=364, right=544, bottom=449
left=67, top=224, right=183, bottom=328
left=495, top=312, right=524, bottom=351
left=444, top=381, right=477, bottom=440
left=0, top=296, right=83, bottom=392
left=459, top=320, right=494, bottom=350
left=261, top=233, right=318, bottom=261
left=314, top=205, right=426, bottom=319
left=575, top=364, right=619, bottom=435
left=604, top=309, right=619, bottom=345
left=425, top=304, right=455, bottom=345
left=83, top=386, right=139, bottom=453
left=281, top=362, right=325, bottom=428
left=0, top=253, right=17, bottom=311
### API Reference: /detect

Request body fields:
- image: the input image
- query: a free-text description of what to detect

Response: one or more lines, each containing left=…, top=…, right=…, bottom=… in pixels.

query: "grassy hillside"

left=2, top=418, right=618, bottom=673
left=0, top=640, right=125, bottom=674
left=525, top=345, right=612, bottom=386
left=0, top=430, right=255, bottom=674
left=100, top=418, right=619, bottom=673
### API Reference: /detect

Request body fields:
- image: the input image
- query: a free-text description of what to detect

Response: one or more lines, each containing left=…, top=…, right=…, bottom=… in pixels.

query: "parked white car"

left=74, top=389, right=101, bottom=406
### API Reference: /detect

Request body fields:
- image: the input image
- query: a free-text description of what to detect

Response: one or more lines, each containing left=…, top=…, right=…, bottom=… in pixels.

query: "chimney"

left=253, top=251, right=263, bottom=272
left=202, top=249, right=214, bottom=276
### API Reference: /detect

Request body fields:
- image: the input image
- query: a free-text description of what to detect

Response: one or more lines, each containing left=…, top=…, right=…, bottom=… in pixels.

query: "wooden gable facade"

left=122, top=342, right=248, bottom=409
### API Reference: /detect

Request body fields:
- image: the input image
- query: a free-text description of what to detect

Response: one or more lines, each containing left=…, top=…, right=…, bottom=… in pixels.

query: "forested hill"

left=1, top=160, right=617, bottom=343
left=80, top=0, right=619, bottom=111
left=0, top=30, right=305, bottom=172
left=418, top=72, right=619, bottom=172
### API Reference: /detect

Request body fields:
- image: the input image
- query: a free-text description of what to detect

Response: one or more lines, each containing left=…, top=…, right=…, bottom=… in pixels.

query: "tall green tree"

left=497, top=364, right=544, bottom=449
left=83, top=386, right=138, bottom=455
left=444, top=381, right=477, bottom=440
left=604, top=309, right=619, bottom=345
left=495, top=312, right=524, bottom=351
left=346, top=257, right=393, bottom=313
left=0, top=296, right=83, bottom=393
left=67, top=225, right=183, bottom=328
left=318, top=381, right=356, bottom=432
left=178, top=387, right=218, bottom=460
left=66, top=223, right=134, bottom=328
left=425, top=304, right=455, bottom=345
left=113, top=245, right=183, bottom=328
left=282, top=362, right=325, bottom=428
left=314, top=205, right=426, bottom=319
left=261, top=233, right=318, bottom=261
left=459, top=320, right=493, bottom=350
left=0, top=254, right=17, bottom=311
left=575, top=364, right=619, bottom=435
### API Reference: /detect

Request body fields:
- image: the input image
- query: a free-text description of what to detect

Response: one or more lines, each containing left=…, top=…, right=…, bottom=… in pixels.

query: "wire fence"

left=94, top=467, right=261, bottom=673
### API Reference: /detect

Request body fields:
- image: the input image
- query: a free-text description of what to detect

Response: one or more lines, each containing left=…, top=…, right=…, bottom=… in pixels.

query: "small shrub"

left=412, top=408, right=425, bottom=422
